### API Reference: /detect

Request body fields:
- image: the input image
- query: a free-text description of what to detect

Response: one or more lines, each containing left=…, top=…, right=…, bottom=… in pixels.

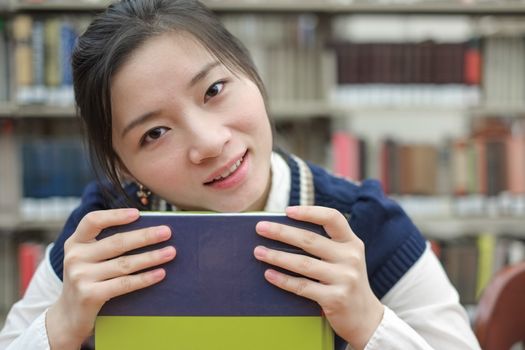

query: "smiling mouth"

left=204, top=153, right=245, bottom=185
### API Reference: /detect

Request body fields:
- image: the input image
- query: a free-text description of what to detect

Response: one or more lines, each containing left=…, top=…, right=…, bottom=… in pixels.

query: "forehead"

left=110, top=32, right=217, bottom=112
left=116, top=32, right=214, bottom=77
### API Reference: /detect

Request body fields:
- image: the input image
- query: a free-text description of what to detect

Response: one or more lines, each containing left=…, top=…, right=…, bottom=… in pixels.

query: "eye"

left=140, top=126, right=170, bottom=146
left=204, top=81, right=225, bottom=102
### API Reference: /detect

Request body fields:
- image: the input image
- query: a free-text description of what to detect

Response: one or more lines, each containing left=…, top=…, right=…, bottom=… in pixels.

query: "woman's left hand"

left=253, top=206, right=384, bottom=350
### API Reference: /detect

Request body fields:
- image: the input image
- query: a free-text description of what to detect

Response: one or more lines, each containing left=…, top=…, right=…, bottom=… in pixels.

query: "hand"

left=253, top=206, right=384, bottom=350
left=46, top=208, right=176, bottom=349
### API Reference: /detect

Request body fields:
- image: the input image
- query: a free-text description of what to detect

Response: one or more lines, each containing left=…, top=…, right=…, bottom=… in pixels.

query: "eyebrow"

left=121, top=110, right=160, bottom=138
left=188, top=61, right=221, bottom=89
left=120, top=61, right=222, bottom=139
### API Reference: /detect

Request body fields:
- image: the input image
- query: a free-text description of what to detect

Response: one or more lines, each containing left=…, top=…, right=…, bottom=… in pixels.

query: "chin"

left=214, top=191, right=265, bottom=213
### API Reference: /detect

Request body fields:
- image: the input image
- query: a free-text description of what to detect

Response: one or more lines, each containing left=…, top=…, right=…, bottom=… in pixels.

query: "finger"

left=95, top=246, right=176, bottom=280
left=286, top=206, right=357, bottom=243
left=87, top=225, right=172, bottom=261
left=72, top=209, right=140, bottom=243
left=255, top=220, right=336, bottom=258
left=254, top=245, right=336, bottom=283
left=97, top=268, right=166, bottom=301
left=263, top=268, right=325, bottom=304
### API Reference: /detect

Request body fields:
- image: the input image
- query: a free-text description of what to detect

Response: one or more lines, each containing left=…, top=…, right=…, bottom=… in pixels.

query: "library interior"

left=0, top=0, right=524, bottom=349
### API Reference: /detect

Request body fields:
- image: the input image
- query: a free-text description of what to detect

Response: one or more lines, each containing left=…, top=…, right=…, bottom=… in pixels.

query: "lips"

left=204, top=151, right=247, bottom=185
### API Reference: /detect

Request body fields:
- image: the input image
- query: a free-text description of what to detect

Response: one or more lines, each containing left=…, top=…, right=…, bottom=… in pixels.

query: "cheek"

left=235, top=90, right=271, bottom=135
left=119, top=149, right=184, bottom=185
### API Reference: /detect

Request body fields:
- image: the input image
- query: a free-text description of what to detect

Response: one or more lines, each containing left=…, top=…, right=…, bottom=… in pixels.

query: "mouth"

left=204, top=151, right=247, bottom=185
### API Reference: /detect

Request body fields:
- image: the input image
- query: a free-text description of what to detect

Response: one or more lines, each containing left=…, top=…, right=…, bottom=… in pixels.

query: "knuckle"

left=340, top=269, right=360, bottom=289
left=355, top=239, right=365, bottom=252
left=116, top=255, right=132, bottom=274
left=347, top=251, right=364, bottom=267
left=119, top=276, right=134, bottom=292
left=326, top=208, right=341, bottom=222
left=63, top=250, right=82, bottom=268
left=326, top=287, right=348, bottom=310
left=301, top=231, right=318, bottom=247
left=110, top=233, right=127, bottom=254
left=67, top=267, right=85, bottom=284
left=64, top=237, right=74, bottom=251
left=280, top=274, right=291, bottom=290
left=78, top=287, right=99, bottom=306
left=82, top=211, right=100, bottom=228
left=299, top=255, right=313, bottom=273
left=294, top=279, right=309, bottom=297
left=145, top=227, right=157, bottom=244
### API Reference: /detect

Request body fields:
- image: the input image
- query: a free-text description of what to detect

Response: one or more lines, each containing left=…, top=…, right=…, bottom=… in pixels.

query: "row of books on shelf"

left=0, top=18, right=8, bottom=102
left=331, top=41, right=481, bottom=85
left=21, top=137, right=95, bottom=198
left=396, top=194, right=525, bottom=219
left=331, top=118, right=525, bottom=198
left=331, top=36, right=525, bottom=108
left=10, top=117, right=525, bottom=208
left=2, top=12, right=525, bottom=109
left=431, top=234, right=525, bottom=305
left=11, top=14, right=91, bottom=105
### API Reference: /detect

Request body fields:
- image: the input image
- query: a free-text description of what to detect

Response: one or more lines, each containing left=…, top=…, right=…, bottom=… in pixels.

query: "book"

left=95, top=212, right=334, bottom=350
left=17, top=241, right=44, bottom=297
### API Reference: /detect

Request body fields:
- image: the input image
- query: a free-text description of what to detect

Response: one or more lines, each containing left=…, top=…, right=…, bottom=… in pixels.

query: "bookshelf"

left=7, top=0, right=525, bottom=15
left=1, top=0, right=525, bottom=325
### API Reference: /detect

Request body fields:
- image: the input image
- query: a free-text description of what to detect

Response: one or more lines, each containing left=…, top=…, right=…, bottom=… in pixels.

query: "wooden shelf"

left=11, top=0, right=525, bottom=15
left=414, top=217, right=525, bottom=239
left=0, top=217, right=66, bottom=234
left=14, top=104, right=76, bottom=118
left=4, top=102, right=525, bottom=119
left=14, top=0, right=112, bottom=12
left=2, top=213, right=525, bottom=239
left=0, top=103, right=15, bottom=117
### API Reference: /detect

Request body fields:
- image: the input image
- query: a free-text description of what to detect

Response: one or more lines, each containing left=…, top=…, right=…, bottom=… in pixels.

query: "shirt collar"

left=264, top=152, right=291, bottom=212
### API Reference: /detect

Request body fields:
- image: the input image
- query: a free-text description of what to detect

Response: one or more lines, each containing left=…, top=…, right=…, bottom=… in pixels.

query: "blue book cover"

left=95, top=212, right=334, bottom=349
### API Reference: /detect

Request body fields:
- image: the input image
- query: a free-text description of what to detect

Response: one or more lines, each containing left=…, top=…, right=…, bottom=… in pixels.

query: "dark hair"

left=72, top=0, right=267, bottom=204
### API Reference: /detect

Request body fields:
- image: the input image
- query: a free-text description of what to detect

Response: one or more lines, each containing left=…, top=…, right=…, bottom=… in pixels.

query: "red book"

left=464, top=39, right=482, bottom=85
left=331, top=131, right=360, bottom=181
left=18, top=242, right=44, bottom=296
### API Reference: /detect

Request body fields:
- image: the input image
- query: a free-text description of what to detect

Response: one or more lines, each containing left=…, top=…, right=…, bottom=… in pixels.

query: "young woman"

left=0, top=1, right=481, bottom=349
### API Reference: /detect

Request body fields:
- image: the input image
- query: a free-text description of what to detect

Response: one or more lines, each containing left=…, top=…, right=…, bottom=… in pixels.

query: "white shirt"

left=0, top=153, right=481, bottom=349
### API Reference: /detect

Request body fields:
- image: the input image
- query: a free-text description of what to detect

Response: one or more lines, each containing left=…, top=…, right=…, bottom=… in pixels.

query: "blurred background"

left=0, top=1, right=524, bottom=344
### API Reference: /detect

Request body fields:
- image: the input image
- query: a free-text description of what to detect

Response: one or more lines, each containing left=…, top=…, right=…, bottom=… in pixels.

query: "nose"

left=187, top=115, right=231, bottom=164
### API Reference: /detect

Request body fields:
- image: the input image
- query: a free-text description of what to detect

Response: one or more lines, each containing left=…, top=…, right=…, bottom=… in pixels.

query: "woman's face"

left=111, top=33, right=273, bottom=212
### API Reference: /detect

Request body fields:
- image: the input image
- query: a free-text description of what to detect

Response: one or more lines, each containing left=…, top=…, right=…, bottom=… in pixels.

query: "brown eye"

left=204, top=81, right=225, bottom=102
left=141, top=127, right=169, bottom=146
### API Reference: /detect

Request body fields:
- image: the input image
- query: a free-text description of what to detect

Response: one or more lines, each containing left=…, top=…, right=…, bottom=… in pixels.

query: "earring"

left=136, top=184, right=151, bottom=206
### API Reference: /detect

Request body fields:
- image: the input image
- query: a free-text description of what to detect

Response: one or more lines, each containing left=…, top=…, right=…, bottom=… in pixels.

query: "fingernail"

left=265, top=269, right=279, bottom=282
left=156, top=226, right=171, bottom=239
left=254, top=246, right=268, bottom=259
left=256, top=221, right=270, bottom=232
left=286, top=206, right=298, bottom=215
left=160, top=246, right=176, bottom=259
left=150, top=269, right=165, bottom=280
left=127, top=208, right=139, bottom=218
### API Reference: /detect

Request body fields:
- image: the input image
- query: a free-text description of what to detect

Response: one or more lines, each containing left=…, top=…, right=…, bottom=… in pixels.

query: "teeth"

left=213, top=157, right=243, bottom=181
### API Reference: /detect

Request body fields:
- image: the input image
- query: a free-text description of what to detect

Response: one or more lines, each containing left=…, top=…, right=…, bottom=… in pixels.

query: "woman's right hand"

left=46, top=208, right=176, bottom=349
